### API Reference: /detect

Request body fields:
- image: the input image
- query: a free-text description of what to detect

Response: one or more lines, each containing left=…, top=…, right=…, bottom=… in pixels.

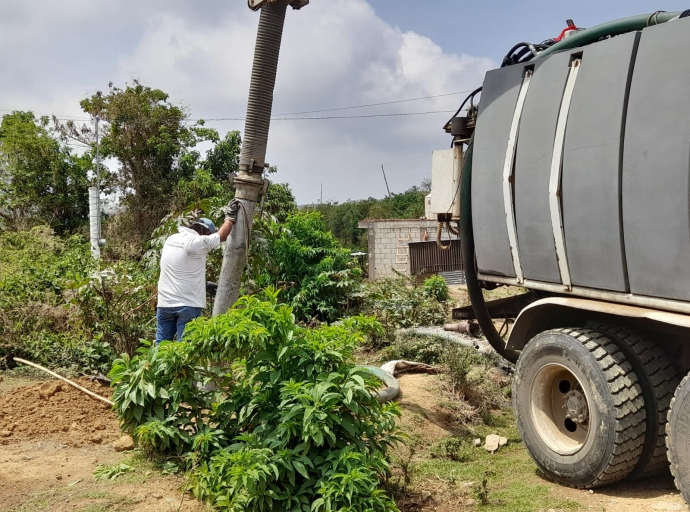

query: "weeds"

left=382, top=332, right=449, bottom=365
left=473, top=472, right=493, bottom=505
left=93, top=463, right=134, bottom=481
left=359, top=275, right=449, bottom=346
left=429, top=437, right=473, bottom=462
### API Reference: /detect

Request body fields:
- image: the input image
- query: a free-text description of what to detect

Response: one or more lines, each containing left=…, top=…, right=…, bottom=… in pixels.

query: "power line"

left=271, top=90, right=471, bottom=116
left=193, top=109, right=455, bottom=122
left=0, top=88, right=470, bottom=124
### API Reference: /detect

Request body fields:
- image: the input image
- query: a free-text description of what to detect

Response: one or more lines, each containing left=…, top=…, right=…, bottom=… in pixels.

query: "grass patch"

left=414, top=449, right=579, bottom=511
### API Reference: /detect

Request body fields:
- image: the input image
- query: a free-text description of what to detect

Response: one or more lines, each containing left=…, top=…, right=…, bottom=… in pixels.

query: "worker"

left=155, top=200, right=240, bottom=343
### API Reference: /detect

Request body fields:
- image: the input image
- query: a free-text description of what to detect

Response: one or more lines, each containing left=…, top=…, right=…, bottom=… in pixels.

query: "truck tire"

left=513, top=328, right=646, bottom=488
left=587, top=323, right=679, bottom=477
left=666, top=373, right=690, bottom=503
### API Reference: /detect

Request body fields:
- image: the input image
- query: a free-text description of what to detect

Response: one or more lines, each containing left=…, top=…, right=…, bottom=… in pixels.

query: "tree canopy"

left=0, top=111, right=89, bottom=234
left=79, top=81, right=218, bottom=245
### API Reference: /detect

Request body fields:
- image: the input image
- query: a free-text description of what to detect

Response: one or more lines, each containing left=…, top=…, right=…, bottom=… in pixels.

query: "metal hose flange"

left=459, top=138, right=519, bottom=364
left=359, top=365, right=400, bottom=403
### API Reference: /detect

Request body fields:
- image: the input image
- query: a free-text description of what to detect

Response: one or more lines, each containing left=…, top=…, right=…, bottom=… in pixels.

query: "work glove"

left=224, top=198, right=241, bottom=223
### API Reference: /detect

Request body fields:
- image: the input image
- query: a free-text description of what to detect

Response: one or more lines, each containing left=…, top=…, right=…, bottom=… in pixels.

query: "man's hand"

left=224, top=199, right=241, bottom=223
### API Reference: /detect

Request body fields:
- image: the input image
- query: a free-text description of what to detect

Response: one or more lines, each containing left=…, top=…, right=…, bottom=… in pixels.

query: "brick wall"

left=358, top=219, right=454, bottom=280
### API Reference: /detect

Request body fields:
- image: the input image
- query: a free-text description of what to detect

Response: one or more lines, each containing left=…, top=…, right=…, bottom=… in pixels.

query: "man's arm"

left=218, top=217, right=234, bottom=242
left=217, top=198, right=240, bottom=243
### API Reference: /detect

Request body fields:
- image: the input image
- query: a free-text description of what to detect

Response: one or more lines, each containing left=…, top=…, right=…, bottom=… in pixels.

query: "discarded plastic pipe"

left=13, top=357, right=114, bottom=406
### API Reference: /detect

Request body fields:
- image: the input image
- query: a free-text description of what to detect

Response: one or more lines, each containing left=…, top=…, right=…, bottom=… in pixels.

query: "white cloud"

left=0, top=0, right=496, bottom=203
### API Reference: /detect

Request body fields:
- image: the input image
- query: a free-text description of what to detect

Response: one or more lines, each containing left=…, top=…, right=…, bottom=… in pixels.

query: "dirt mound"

left=0, top=377, right=120, bottom=447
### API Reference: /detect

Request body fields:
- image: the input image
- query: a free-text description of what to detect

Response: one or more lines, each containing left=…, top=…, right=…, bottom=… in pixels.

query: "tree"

left=312, top=181, right=429, bottom=251
left=0, top=111, right=89, bottom=233
left=79, top=81, right=218, bottom=246
left=263, top=182, right=297, bottom=223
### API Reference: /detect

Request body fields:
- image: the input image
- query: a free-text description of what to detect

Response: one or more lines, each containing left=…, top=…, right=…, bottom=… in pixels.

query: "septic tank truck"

left=445, top=10, right=690, bottom=497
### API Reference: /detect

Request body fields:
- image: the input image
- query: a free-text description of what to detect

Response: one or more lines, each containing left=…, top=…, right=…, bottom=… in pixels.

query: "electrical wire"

left=2, top=90, right=468, bottom=125
left=194, top=110, right=455, bottom=122
left=271, top=90, right=473, bottom=116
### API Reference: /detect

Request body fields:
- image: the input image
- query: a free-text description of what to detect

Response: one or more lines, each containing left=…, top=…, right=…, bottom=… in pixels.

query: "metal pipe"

left=213, top=0, right=289, bottom=317
left=444, top=321, right=480, bottom=337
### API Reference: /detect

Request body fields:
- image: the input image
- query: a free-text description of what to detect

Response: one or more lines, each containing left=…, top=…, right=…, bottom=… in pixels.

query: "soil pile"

left=0, top=377, right=120, bottom=447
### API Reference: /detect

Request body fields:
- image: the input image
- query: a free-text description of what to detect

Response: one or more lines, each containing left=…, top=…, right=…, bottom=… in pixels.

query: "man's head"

left=190, top=218, right=217, bottom=236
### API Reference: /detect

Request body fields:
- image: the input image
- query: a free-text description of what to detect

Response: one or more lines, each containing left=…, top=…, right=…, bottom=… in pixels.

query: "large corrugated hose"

left=240, top=0, right=288, bottom=168
left=459, top=138, right=519, bottom=364
left=212, top=1, right=288, bottom=317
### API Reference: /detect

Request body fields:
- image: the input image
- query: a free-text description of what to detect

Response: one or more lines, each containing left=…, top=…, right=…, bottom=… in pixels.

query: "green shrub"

left=360, top=276, right=448, bottom=346
left=66, top=261, right=157, bottom=355
left=256, top=212, right=362, bottom=323
left=109, top=290, right=401, bottom=511
left=429, top=437, right=472, bottom=462
left=382, top=332, right=449, bottom=365
left=422, top=275, right=450, bottom=302
left=442, top=346, right=509, bottom=416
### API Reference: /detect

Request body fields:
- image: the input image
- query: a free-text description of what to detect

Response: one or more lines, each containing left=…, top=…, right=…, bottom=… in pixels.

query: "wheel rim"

left=530, top=363, right=591, bottom=455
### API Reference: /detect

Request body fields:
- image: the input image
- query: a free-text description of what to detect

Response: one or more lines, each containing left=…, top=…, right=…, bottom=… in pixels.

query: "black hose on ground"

left=459, top=138, right=520, bottom=364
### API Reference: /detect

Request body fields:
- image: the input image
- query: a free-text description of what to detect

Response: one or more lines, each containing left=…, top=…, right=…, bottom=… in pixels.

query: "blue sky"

left=0, top=1, right=686, bottom=204
left=372, top=1, right=690, bottom=61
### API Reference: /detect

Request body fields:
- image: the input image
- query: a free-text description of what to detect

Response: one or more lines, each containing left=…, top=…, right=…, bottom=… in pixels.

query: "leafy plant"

left=422, top=275, right=450, bottom=302
left=109, top=291, right=401, bottom=511
left=360, top=276, right=449, bottom=346
left=93, top=463, right=134, bottom=481
left=473, top=470, right=496, bottom=506
left=255, top=212, right=362, bottom=323
left=429, top=437, right=471, bottom=462
left=66, top=262, right=157, bottom=355
left=382, top=332, right=449, bottom=365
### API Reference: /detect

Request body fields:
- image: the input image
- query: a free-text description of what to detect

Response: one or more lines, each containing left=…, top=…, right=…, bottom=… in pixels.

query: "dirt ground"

left=1, top=370, right=687, bottom=512
left=0, top=372, right=206, bottom=512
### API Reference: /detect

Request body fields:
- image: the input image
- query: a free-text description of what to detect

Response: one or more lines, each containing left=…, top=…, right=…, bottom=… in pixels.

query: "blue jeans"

left=156, top=306, right=203, bottom=343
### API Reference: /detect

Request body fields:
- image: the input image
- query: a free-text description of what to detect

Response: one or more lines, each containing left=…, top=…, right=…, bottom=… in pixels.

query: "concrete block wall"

left=358, top=219, right=454, bottom=280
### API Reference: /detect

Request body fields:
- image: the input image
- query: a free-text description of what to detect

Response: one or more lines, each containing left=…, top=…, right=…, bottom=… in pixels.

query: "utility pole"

left=89, top=115, right=102, bottom=260
left=381, top=164, right=391, bottom=197
left=320, top=183, right=323, bottom=204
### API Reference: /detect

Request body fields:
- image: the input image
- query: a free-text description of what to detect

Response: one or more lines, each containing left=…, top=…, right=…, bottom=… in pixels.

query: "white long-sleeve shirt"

left=157, top=227, right=221, bottom=308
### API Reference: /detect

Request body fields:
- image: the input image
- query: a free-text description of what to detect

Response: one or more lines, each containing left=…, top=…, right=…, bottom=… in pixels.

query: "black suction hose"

left=459, top=138, right=520, bottom=364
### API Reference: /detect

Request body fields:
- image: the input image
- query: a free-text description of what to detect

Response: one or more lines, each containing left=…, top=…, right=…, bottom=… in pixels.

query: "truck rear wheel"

left=666, top=373, right=690, bottom=503
left=513, top=328, right=646, bottom=488
left=587, top=323, right=679, bottom=477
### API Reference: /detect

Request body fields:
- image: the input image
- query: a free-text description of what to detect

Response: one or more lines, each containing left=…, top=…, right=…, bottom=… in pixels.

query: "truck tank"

left=473, top=19, right=690, bottom=306
left=452, top=13, right=690, bottom=497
